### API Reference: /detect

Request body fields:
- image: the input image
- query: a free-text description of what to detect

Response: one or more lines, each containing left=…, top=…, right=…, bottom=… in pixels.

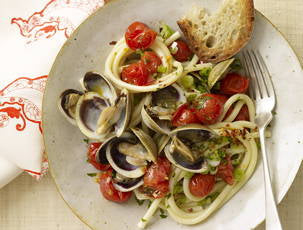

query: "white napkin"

left=0, top=0, right=106, bottom=188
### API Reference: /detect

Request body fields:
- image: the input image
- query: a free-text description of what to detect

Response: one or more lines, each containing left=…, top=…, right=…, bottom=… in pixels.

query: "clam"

left=59, top=72, right=131, bottom=140
left=75, top=92, right=111, bottom=140
left=96, top=89, right=132, bottom=138
left=208, top=58, right=235, bottom=88
left=80, top=72, right=117, bottom=104
left=58, top=89, right=83, bottom=125
left=164, top=124, right=219, bottom=173
left=141, top=84, right=186, bottom=135
left=105, top=129, right=157, bottom=178
left=112, top=173, right=143, bottom=192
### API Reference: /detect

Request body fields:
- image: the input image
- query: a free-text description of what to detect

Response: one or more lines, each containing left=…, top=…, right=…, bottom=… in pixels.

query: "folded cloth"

left=0, top=0, right=106, bottom=189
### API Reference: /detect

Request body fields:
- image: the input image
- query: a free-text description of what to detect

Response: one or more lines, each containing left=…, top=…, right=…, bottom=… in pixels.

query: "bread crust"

left=177, top=0, right=254, bottom=63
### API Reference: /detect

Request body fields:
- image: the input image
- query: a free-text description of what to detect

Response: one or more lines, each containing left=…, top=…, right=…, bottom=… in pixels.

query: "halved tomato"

left=99, top=169, right=132, bottom=203
left=87, top=143, right=110, bottom=171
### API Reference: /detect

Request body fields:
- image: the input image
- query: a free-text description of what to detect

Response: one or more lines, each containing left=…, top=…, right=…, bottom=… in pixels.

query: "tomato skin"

left=171, top=40, right=193, bottom=62
left=189, top=174, right=216, bottom=197
left=121, top=61, right=149, bottom=86
left=235, top=105, right=249, bottom=121
left=220, top=73, right=249, bottom=95
left=99, top=169, right=132, bottom=203
left=194, top=94, right=224, bottom=125
left=143, top=157, right=171, bottom=198
left=172, top=104, right=199, bottom=127
left=87, top=143, right=111, bottom=171
left=210, top=94, right=228, bottom=104
left=216, top=156, right=234, bottom=185
left=125, top=21, right=157, bottom=50
left=141, top=51, right=162, bottom=74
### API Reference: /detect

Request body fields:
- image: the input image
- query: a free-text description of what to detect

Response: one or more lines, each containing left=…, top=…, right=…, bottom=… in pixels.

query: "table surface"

left=1, top=0, right=303, bottom=229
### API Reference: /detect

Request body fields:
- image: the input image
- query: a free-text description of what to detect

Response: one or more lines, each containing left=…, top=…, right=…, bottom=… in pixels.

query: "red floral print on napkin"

left=11, top=0, right=107, bottom=43
left=0, top=76, right=48, bottom=179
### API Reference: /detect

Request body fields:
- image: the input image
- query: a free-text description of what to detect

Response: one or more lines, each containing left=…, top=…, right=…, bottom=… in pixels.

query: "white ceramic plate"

left=42, top=0, right=303, bottom=229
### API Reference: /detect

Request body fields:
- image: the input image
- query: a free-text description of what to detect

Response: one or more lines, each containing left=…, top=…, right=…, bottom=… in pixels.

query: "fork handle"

left=259, top=128, right=283, bottom=230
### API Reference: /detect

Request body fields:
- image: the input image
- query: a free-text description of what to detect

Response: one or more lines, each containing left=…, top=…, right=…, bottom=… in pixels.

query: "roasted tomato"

left=193, top=94, right=224, bottom=125
left=170, top=40, right=193, bottom=62
left=189, top=174, right=216, bottom=197
left=141, top=51, right=162, bottom=74
left=125, top=21, right=157, bottom=50
left=220, top=73, right=249, bottom=95
left=143, top=157, right=171, bottom=198
left=87, top=142, right=110, bottom=171
left=99, top=169, right=132, bottom=203
left=172, top=104, right=199, bottom=127
left=121, top=61, right=149, bottom=86
left=235, top=105, right=250, bottom=121
left=216, top=156, right=234, bottom=185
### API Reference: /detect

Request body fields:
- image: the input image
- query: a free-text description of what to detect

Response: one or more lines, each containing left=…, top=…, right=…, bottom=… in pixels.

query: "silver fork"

left=242, top=50, right=283, bottom=230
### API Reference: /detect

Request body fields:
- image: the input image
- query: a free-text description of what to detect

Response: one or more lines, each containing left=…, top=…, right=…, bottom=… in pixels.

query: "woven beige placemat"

left=0, top=0, right=302, bottom=229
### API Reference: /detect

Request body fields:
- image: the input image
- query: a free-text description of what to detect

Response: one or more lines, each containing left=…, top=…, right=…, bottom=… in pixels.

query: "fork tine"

left=241, top=53, right=255, bottom=98
left=255, top=51, right=275, bottom=98
left=242, top=51, right=261, bottom=100
left=249, top=50, right=269, bottom=98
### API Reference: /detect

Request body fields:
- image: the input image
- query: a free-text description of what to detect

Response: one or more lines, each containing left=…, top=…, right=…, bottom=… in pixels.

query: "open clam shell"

left=114, top=89, right=132, bottom=137
left=164, top=124, right=217, bottom=173
left=105, top=132, right=147, bottom=178
left=208, top=58, right=235, bottom=88
left=112, top=174, right=144, bottom=192
left=75, top=92, right=111, bottom=140
left=80, top=72, right=117, bottom=104
left=58, top=89, right=83, bottom=125
left=131, top=127, right=157, bottom=162
left=141, top=84, right=186, bottom=135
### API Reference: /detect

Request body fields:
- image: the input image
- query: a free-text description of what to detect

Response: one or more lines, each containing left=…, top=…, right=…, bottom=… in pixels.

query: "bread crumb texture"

left=178, top=0, right=254, bottom=63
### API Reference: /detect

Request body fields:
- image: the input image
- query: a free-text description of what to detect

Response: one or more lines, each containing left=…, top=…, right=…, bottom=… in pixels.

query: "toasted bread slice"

left=177, top=0, right=254, bottom=63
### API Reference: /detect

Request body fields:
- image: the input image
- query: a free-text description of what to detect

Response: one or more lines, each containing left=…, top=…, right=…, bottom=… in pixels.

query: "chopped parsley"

left=173, top=183, right=183, bottom=194
left=147, top=200, right=152, bottom=208
left=184, top=172, right=194, bottom=179
left=83, top=138, right=89, bottom=144
left=199, top=67, right=212, bottom=78
left=135, top=49, right=144, bottom=56
left=230, top=58, right=242, bottom=71
left=234, top=168, right=244, bottom=182
left=159, top=24, right=174, bottom=40
left=135, top=197, right=145, bottom=206
left=159, top=209, right=168, bottom=218
left=157, top=65, right=167, bottom=73
left=87, top=173, right=97, bottom=177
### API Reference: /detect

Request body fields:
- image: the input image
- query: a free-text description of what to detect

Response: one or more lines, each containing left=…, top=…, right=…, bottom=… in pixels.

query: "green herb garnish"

left=184, top=172, right=194, bottom=179
left=157, top=65, right=167, bottom=73
left=87, top=173, right=97, bottom=177
left=160, top=24, right=174, bottom=40
left=135, top=197, right=145, bottom=206
left=159, top=209, right=168, bottom=218
left=199, top=67, right=212, bottom=78
left=230, top=58, right=242, bottom=71
left=180, top=75, right=194, bottom=89
left=147, top=200, right=152, bottom=208
left=234, top=168, right=244, bottom=182
left=173, top=183, right=183, bottom=194
left=83, top=138, right=89, bottom=144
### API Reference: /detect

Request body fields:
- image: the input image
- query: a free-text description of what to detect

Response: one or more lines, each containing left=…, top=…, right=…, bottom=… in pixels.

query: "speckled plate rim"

left=42, top=1, right=303, bottom=229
